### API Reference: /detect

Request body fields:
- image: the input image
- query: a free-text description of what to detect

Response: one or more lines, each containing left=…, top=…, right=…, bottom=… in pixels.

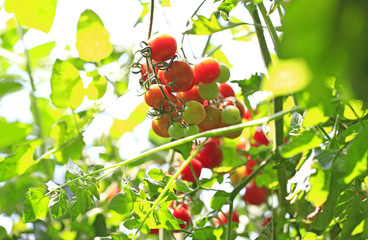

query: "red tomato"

left=177, top=85, right=204, bottom=104
left=253, top=127, right=270, bottom=146
left=219, top=83, right=235, bottom=98
left=163, top=60, right=194, bottom=92
left=262, top=217, right=272, bottom=227
left=180, top=159, right=202, bottom=182
left=243, top=182, right=268, bottom=205
left=172, top=207, right=191, bottom=229
left=221, top=121, right=243, bottom=139
left=156, top=111, right=179, bottom=130
left=108, top=187, right=121, bottom=201
left=144, top=85, right=178, bottom=110
left=140, top=63, right=158, bottom=82
left=193, top=57, right=221, bottom=84
left=244, top=108, right=258, bottom=120
left=214, top=211, right=239, bottom=226
left=197, top=105, right=222, bottom=132
left=245, top=158, right=258, bottom=177
left=148, top=34, right=177, bottom=61
left=195, top=141, right=223, bottom=169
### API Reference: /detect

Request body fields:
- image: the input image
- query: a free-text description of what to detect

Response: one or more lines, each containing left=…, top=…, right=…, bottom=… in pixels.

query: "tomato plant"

left=243, top=182, right=268, bottom=206
left=193, top=57, right=221, bottom=84
left=148, top=34, right=177, bottom=61
left=195, top=141, right=223, bottom=169
left=163, top=60, right=194, bottom=92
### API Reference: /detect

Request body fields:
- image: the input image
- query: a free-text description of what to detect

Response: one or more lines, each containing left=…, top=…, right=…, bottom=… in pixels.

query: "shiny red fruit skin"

left=148, top=34, right=177, bottom=61
left=180, top=159, right=202, bottom=182
left=144, top=85, right=178, bottom=110
left=219, top=83, right=235, bottom=98
left=214, top=211, right=239, bottom=226
left=108, top=187, right=121, bottom=201
left=195, top=142, right=223, bottom=169
left=253, top=127, right=270, bottom=146
left=243, top=182, right=268, bottom=205
left=177, top=85, right=204, bottom=104
left=262, top=217, right=272, bottom=227
left=163, top=61, right=194, bottom=92
left=245, top=158, right=257, bottom=177
left=173, top=207, right=191, bottom=229
left=193, top=57, right=221, bottom=84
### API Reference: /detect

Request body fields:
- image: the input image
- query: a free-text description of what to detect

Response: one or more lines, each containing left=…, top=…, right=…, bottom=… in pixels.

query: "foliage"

left=0, top=0, right=367, bottom=240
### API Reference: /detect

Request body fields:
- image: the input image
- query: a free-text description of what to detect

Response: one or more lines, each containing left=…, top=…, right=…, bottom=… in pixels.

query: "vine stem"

left=249, top=5, right=287, bottom=238
left=257, top=2, right=280, bottom=53
left=45, top=106, right=300, bottom=197
left=148, top=0, right=155, bottom=40
left=132, top=139, right=207, bottom=239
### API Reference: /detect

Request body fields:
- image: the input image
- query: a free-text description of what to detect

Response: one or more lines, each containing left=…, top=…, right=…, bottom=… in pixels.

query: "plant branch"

left=148, top=0, right=155, bottom=40
left=257, top=2, right=280, bottom=53
left=133, top=139, right=207, bottom=239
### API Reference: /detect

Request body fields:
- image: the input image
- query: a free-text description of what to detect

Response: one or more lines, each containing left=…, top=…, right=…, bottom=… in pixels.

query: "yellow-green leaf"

left=303, top=105, right=330, bottom=127
left=86, top=76, right=107, bottom=100
left=50, top=59, right=84, bottom=109
left=343, top=99, right=368, bottom=120
left=5, top=0, right=57, bottom=33
left=76, top=9, right=113, bottom=62
left=109, top=102, right=149, bottom=139
left=262, top=58, right=312, bottom=97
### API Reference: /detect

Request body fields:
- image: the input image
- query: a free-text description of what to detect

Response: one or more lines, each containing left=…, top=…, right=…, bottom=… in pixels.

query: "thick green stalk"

left=257, top=2, right=281, bottom=53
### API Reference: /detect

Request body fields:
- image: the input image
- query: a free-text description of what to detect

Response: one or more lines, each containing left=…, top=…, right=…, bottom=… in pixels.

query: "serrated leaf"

left=108, top=188, right=136, bottom=216
left=210, top=190, right=229, bottom=211
left=5, top=0, right=57, bottom=33
left=185, top=15, right=224, bottom=35
left=280, top=130, right=323, bottom=158
left=174, top=180, right=193, bottom=193
left=0, top=117, right=32, bottom=149
left=50, top=190, right=68, bottom=219
left=218, top=0, right=241, bottom=20
left=22, top=188, right=50, bottom=222
left=0, top=145, right=34, bottom=182
left=76, top=9, right=113, bottom=61
left=262, top=58, right=312, bottom=97
left=148, top=168, right=164, bottom=182
left=155, top=205, right=181, bottom=230
left=50, top=59, right=84, bottom=109
left=67, top=159, right=84, bottom=176
left=192, top=226, right=223, bottom=240
left=86, top=75, right=107, bottom=100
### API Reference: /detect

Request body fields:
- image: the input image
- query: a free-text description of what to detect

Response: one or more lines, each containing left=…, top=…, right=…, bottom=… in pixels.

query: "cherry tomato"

left=183, top=125, right=199, bottom=137
left=108, top=187, right=121, bottom=201
left=216, top=63, right=231, bottom=83
left=245, top=158, right=258, bottom=177
left=198, top=82, right=219, bottom=100
left=144, top=85, right=178, bottom=110
left=197, top=105, right=222, bottom=132
left=152, top=119, right=170, bottom=138
left=225, top=99, right=246, bottom=119
left=230, top=165, right=246, bottom=185
left=219, top=83, right=235, bottom=98
left=148, top=34, right=177, bottom=61
left=177, top=85, right=204, bottom=104
left=172, top=207, right=191, bottom=229
left=221, top=105, right=241, bottom=125
left=243, top=182, right=268, bottom=205
left=214, top=211, right=239, bottom=226
left=195, top=141, right=223, bottom=169
left=180, top=158, right=202, bottom=182
left=221, top=121, right=243, bottom=139
left=168, top=122, right=185, bottom=139
left=182, top=101, right=206, bottom=125
left=193, top=57, right=221, bottom=84
left=262, top=217, right=272, bottom=227
left=156, top=111, right=179, bottom=130
left=163, top=60, right=193, bottom=92
left=253, top=127, right=270, bottom=146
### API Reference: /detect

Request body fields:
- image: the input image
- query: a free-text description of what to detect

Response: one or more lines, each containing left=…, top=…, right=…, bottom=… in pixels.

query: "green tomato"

left=198, top=82, right=219, bottom=100
left=184, top=125, right=199, bottom=137
left=221, top=105, right=241, bottom=124
left=182, top=101, right=206, bottom=125
left=216, top=63, right=231, bottom=83
left=168, top=122, right=185, bottom=139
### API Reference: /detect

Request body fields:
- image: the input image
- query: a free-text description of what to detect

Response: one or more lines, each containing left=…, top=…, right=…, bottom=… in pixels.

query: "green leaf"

left=343, top=99, right=368, bottom=120
left=0, top=117, right=32, bottom=149
left=218, top=0, right=241, bottom=20
left=215, top=145, right=244, bottom=172
left=28, top=42, right=56, bottom=68
left=148, top=168, right=164, bottom=182
left=174, top=180, right=193, bottom=193
left=5, top=0, right=57, bottom=33
left=76, top=9, right=113, bottom=61
left=22, top=188, right=50, bottom=223
left=210, top=190, right=229, bottom=211
left=302, top=232, right=318, bottom=240
left=134, top=2, right=150, bottom=27
left=192, top=226, right=223, bottom=240
left=67, top=159, right=84, bottom=176
left=343, top=127, right=368, bottom=184
left=50, top=59, right=84, bottom=109
left=0, top=145, right=34, bottom=182
left=303, top=105, right=330, bottom=127
left=279, top=130, right=324, bottom=158
left=262, top=58, right=312, bottom=97
left=108, top=189, right=136, bottom=216
left=0, top=77, right=23, bottom=100
left=155, top=205, right=181, bottom=230
left=50, top=190, right=68, bottom=219
left=307, top=161, right=331, bottom=207
left=341, top=120, right=368, bottom=143
left=185, top=15, right=224, bottom=35
left=109, top=101, right=149, bottom=139
left=86, top=76, right=107, bottom=100
left=172, top=141, right=192, bottom=159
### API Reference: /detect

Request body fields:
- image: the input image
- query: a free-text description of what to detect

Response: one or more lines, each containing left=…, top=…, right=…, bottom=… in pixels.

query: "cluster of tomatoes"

left=132, top=34, right=272, bottom=233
